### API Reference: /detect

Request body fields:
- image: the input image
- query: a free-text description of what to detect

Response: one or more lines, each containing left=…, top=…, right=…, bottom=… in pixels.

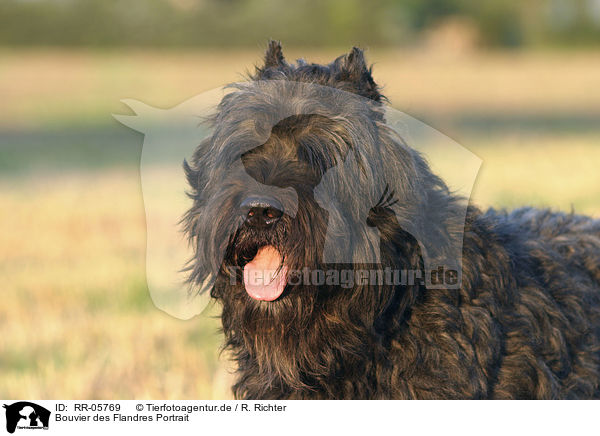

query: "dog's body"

left=184, top=41, right=600, bottom=399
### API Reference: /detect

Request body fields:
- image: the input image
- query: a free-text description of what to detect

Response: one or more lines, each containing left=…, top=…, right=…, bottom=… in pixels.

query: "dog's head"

left=183, top=41, right=460, bottom=310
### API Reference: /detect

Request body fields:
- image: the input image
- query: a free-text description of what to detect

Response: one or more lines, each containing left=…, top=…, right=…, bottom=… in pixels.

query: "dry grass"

left=468, top=134, right=600, bottom=216
left=1, top=49, right=599, bottom=399
left=0, top=170, right=234, bottom=399
left=2, top=48, right=600, bottom=127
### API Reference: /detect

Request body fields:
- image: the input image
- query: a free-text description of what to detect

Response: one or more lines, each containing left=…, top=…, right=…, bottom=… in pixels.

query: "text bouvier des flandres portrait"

left=183, top=41, right=600, bottom=399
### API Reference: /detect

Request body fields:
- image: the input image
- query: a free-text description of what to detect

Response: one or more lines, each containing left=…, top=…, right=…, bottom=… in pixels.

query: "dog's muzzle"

left=240, top=196, right=284, bottom=228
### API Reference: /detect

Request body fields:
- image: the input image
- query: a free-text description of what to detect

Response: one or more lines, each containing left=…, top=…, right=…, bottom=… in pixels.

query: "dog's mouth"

left=242, top=245, right=288, bottom=301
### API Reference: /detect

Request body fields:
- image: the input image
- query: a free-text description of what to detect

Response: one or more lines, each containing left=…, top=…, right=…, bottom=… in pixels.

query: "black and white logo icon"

left=3, top=402, right=50, bottom=434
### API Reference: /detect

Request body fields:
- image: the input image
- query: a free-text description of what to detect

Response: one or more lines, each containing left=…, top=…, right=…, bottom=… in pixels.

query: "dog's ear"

left=253, top=40, right=288, bottom=79
left=334, top=47, right=382, bottom=102
left=264, top=39, right=287, bottom=69
left=341, top=47, right=369, bottom=81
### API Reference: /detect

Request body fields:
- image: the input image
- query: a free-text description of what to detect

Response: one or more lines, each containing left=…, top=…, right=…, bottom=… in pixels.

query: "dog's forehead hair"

left=211, top=83, right=384, bottom=172
left=247, top=114, right=352, bottom=163
left=233, top=122, right=350, bottom=192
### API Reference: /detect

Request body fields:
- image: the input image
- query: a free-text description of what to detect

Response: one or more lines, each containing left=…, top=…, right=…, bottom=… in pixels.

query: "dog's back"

left=493, top=207, right=600, bottom=281
left=470, top=208, right=600, bottom=398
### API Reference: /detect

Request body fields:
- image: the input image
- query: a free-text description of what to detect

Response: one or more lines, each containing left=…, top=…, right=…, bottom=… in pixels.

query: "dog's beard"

left=210, top=191, right=424, bottom=398
left=223, top=201, right=326, bottom=302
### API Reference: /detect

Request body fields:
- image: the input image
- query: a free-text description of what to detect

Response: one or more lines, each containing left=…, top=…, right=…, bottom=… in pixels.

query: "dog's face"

left=234, top=114, right=341, bottom=301
left=185, top=85, right=385, bottom=304
left=185, top=91, right=411, bottom=304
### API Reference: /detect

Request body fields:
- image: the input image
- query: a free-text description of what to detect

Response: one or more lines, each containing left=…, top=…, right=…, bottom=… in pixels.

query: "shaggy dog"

left=183, top=41, right=600, bottom=399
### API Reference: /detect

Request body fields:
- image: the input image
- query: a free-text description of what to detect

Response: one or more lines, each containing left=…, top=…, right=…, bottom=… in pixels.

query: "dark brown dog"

left=183, top=41, right=600, bottom=399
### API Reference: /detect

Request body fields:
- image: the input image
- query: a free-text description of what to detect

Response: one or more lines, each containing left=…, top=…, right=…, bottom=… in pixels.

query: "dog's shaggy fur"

left=183, top=41, right=600, bottom=399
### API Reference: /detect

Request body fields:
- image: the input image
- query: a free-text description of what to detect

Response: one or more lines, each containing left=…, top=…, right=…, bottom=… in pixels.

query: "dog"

left=183, top=41, right=600, bottom=399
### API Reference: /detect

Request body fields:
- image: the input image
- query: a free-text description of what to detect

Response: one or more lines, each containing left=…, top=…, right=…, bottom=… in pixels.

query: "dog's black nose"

left=240, top=196, right=283, bottom=228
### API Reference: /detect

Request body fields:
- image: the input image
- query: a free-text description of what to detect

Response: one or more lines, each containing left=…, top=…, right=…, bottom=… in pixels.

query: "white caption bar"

left=0, top=400, right=596, bottom=436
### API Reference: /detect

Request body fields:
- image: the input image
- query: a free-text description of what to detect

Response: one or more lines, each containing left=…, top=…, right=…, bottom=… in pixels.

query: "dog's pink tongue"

left=243, top=246, right=288, bottom=301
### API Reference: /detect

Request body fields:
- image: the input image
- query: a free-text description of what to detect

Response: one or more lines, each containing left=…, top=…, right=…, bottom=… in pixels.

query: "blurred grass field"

left=1, top=48, right=599, bottom=399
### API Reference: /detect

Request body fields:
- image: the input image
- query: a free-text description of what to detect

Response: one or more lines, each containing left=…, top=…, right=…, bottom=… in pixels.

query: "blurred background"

left=1, top=0, right=599, bottom=399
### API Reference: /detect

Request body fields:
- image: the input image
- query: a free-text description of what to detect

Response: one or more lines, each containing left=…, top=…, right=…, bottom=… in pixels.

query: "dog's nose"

left=240, top=196, right=284, bottom=228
